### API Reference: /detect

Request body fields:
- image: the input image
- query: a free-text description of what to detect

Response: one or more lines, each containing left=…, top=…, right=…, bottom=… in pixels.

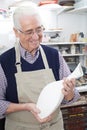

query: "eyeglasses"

left=17, top=25, right=44, bottom=37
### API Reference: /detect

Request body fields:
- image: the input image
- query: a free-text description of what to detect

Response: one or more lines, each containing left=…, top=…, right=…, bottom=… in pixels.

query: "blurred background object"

left=58, top=0, right=75, bottom=6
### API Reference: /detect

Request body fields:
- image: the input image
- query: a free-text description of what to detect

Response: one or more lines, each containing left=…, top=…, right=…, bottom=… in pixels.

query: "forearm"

left=5, top=102, right=40, bottom=115
left=6, top=103, right=30, bottom=114
left=0, top=101, right=31, bottom=117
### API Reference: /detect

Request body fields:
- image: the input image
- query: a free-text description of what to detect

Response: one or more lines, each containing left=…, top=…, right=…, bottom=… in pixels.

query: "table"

left=61, top=92, right=87, bottom=130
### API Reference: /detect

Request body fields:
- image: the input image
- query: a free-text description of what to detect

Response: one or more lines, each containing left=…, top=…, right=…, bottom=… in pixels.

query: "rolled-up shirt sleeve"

left=0, top=64, right=10, bottom=119
left=62, top=89, right=80, bottom=105
left=59, top=51, right=71, bottom=80
left=58, top=52, right=80, bottom=104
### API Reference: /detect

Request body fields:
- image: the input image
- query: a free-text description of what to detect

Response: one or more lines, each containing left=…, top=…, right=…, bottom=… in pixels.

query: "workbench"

left=61, top=92, right=87, bottom=130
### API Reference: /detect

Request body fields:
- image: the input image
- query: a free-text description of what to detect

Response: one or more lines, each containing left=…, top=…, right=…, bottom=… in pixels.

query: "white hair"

left=13, top=1, right=42, bottom=29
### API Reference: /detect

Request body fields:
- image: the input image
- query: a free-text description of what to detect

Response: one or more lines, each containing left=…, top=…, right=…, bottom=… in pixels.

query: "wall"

left=39, top=9, right=58, bottom=29
left=0, top=0, right=15, bottom=10
left=57, top=13, right=87, bottom=42
left=0, top=18, right=15, bottom=54
left=40, top=8, right=87, bottom=42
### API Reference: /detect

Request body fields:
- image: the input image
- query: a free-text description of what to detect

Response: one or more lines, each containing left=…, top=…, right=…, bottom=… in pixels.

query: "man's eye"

left=26, top=31, right=33, bottom=35
left=37, top=28, right=42, bottom=32
left=38, top=29, right=41, bottom=31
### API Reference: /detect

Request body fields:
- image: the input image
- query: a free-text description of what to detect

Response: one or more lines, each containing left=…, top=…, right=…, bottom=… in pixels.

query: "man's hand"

left=62, top=78, right=76, bottom=101
left=26, top=103, right=52, bottom=123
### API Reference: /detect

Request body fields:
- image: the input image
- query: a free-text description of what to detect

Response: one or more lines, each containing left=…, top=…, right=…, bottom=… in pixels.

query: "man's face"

left=14, top=15, right=43, bottom=53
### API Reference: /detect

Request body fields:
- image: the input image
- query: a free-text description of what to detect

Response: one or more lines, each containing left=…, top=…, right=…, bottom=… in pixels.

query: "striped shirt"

left=0, top=45, right=80, bottom=119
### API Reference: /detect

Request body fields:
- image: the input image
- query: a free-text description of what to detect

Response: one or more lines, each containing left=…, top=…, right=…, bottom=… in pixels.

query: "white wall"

left=0, top=0, right=15, bottom=10
left=39, top=7, right=87, bottom=42
left=39, top=10, right=58, bottom=29
left=57, top=13, right=87, bottom=41
left=0, top=18, right=15, bottom=54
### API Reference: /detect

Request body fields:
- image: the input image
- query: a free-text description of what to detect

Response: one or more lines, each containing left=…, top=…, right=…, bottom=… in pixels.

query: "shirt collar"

left=19, top=44, right=40, bottom=59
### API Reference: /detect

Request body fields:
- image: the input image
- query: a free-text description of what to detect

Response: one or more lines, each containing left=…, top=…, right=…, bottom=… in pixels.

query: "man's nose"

left=32, top=31, right=39, bottom=39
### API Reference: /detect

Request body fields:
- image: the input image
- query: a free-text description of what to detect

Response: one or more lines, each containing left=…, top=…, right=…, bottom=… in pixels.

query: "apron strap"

left=15, top=41, right=22, bottom=72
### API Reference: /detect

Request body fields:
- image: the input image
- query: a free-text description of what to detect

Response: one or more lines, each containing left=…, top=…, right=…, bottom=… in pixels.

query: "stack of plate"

left=58, top=0, right=75, bottom=6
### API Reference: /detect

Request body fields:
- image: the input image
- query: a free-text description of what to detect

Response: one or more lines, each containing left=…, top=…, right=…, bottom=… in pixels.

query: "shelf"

left=76, top=85, right=87, bottom=92
left=67, top=6, right=87, bottom=14
left=57, top=6, right=74, bottom=15
left=41, top=42, right=87, bottom=45
left=62, top=53, right=84, bottom=57
left=44, top=29, right=63, bottom=33
left=41, top=42, right=87, bottom=69
left=56, top=5, right=87, bottom=14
